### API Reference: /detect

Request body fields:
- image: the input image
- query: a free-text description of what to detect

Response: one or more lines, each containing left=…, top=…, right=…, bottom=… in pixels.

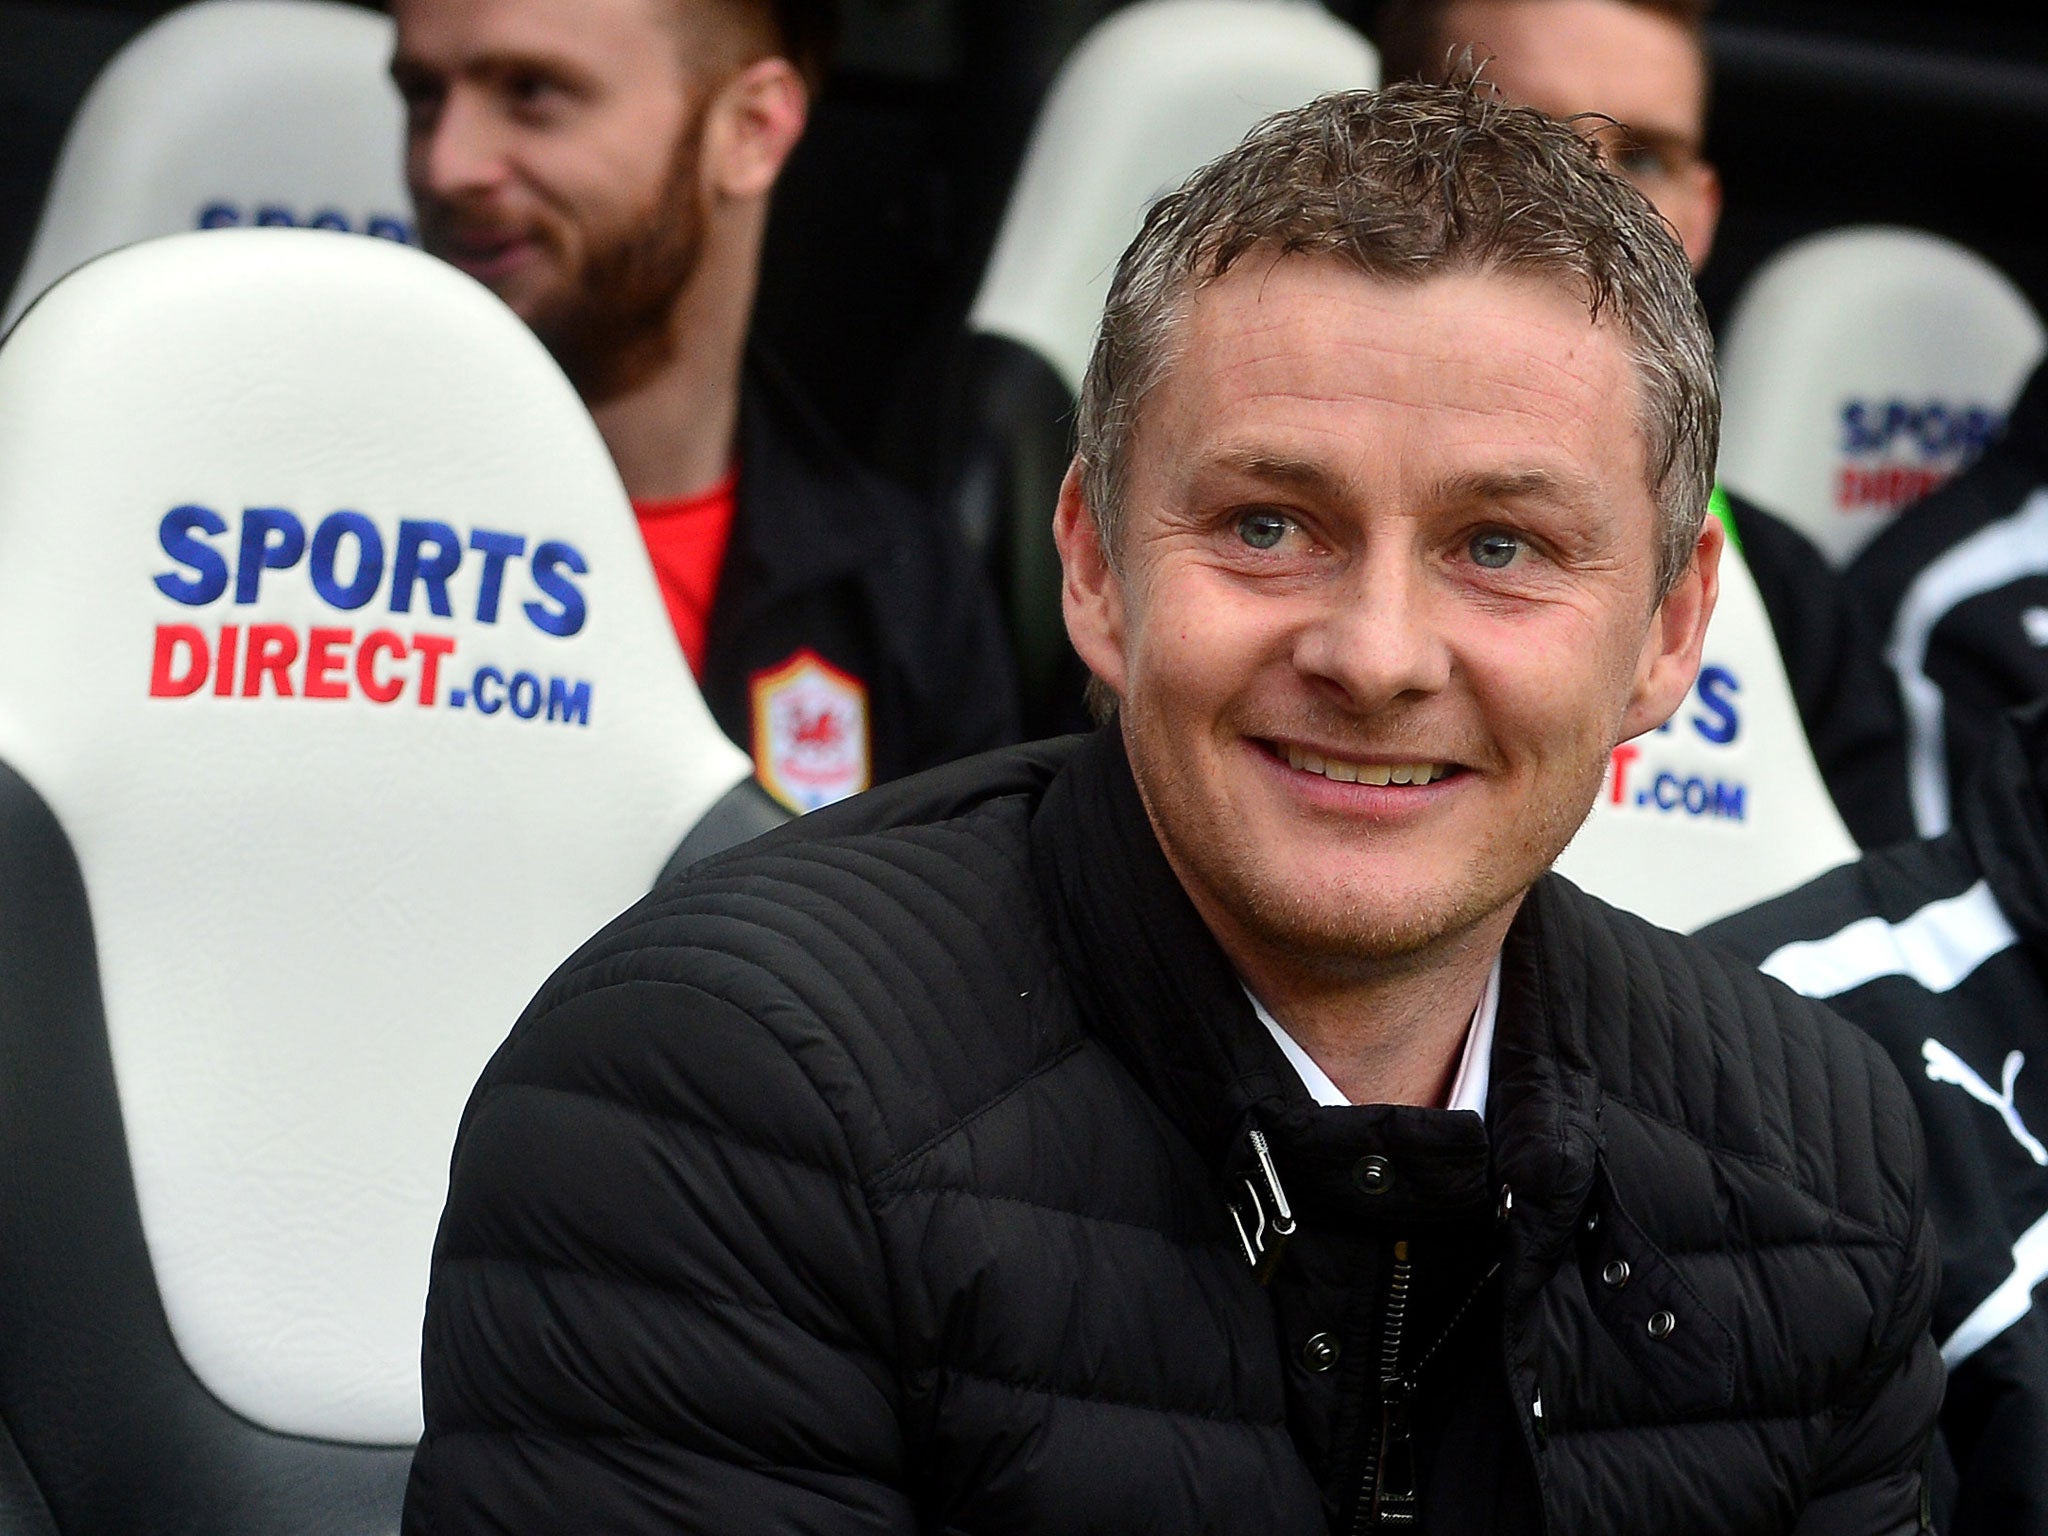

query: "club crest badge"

left=750, top=649, right=871, bottom=812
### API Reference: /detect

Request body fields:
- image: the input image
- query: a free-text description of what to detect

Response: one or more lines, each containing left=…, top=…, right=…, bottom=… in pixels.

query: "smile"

left=450, top=236, right=526, bottom=261
left=1281, top=745, right=1452, bottom=786
left=427, top=227, right=539, bottom=282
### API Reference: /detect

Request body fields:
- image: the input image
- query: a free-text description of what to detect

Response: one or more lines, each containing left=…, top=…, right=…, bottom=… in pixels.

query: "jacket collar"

left=2004, top=359, right=2048, bottom=477
left=1028, top=726, right=1600, bottom=1256
left=1481, top=877, right=1607, bottom=1303
left=1030, top=727, right=1299, bottom=1154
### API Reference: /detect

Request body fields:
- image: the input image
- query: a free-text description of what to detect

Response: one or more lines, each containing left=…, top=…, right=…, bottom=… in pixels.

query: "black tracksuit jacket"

left=1707, top=702, right=2048, bottom=1536
left=1848, top=361, right=2048, bottom=840
left=406, top=730, right=1941, bottom=1534
left=1730, top=491, right=1917, bottom=848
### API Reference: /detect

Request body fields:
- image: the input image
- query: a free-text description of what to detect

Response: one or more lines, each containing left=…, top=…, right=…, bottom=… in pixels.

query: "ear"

left=701, top=56, right=808, bottom=202
left=1617, top=515, right=1722, bottom=742
left=1053, top=458, right=1130, bottom=701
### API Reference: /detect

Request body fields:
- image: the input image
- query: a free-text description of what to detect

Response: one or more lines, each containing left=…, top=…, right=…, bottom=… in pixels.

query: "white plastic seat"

left=0, top=228, right=753, bottom=1531
left=971, top=0, right=1380, bottom=397
left=1554, top=539, right=1857, bottom=933
left=1716, top=225, right=2046, bottom=568
left=2, top=0, right=409, bottom=333
left=944, top=0, right=1379, bottom=725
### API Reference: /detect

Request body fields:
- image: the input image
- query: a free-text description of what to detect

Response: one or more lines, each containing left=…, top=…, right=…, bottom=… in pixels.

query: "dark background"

left=6, top=0, right=2048, bottom=473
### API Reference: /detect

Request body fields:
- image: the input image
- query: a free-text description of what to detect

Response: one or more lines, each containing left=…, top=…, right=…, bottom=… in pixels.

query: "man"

left=1705, top=700, right=2048, bottom=1534
left=1848, top=359, right=2048, bottom=840
left=1375, top=0, right=1918, bottom=848
left=1376, top=0, right=1720, bottom=269
left=405, top=83, right=1939, bottom=1532
left=388, top=0, right=1017, bottom=809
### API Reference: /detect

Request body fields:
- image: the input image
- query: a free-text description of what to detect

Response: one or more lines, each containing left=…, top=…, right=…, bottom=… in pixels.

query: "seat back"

left=0, top=229, right=751, bottom=1532
left=1716, top=225, right=2046, bottom=567
left=949, top=0, right=1378, bottom=726
left=2, top=0, right=409, bottom=333
left=970, top=0, right=1379, bottom=399
left=1553, top=539, right=1857, bottom=933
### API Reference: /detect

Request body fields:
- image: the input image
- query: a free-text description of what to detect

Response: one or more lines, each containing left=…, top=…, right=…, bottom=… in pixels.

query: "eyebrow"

left=388, top=46, right=587, bottom=89
left=1583, top=119, right=1702, bottom=162
left=1428, top=467, right=1593, bottom=511
left=1197, top=449, right=1351, bottom=501
left=1206, top=454, right=1591, bottom=504
left=1624, top=126, right=1702, bottom=154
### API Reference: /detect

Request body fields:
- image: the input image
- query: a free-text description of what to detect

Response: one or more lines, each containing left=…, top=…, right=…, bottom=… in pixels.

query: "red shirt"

left=633, top=468, right=739, bottom=679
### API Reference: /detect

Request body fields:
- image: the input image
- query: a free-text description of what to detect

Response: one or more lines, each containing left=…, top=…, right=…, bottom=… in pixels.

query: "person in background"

left=1850, top=359, right=2048, bottom=841
left=1376, top=0, right=1918, bottom=848
left=403, top=81, right=1939, bottom=1533
left=389, top=0, right=1017, bottom=810
left=1706, top=698, right=2048, bottom=1534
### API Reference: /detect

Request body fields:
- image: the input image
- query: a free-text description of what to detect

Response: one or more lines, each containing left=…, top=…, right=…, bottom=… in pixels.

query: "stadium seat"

left=1, top=0, right=409, bottom=333
left=1553, top=538, right=1857, bottom=932
left=1716, top=225, right=2046, bottom=568
left=942, top=0, right=1379, bottom=728
left=0, top=229, right=764, bottom=1532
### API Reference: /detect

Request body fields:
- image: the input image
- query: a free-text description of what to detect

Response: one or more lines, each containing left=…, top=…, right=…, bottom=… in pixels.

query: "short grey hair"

left=1075, top=78, right=1719, bottom=598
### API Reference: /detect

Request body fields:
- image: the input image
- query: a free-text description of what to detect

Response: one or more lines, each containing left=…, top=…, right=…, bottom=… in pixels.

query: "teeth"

left=1283, top=745, right=1445, bottom=786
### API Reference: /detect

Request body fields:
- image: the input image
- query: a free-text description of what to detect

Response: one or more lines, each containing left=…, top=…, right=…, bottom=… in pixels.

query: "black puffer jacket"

left=405, top=730, right=1942, bottom=1534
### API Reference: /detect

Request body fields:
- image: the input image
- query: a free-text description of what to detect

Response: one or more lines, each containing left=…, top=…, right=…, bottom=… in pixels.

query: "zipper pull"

left=1225, top=1125, right=1297, bottom=1284
left=1371, top=1383, right=1419, bottom=1528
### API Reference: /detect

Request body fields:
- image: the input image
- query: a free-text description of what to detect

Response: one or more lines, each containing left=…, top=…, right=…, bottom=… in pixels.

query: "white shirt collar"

left=1248, top=953, right=1500, bottom=1119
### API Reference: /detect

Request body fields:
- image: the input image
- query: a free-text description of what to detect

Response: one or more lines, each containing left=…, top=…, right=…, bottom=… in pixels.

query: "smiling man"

left=1370, top=0, right=1919, bottom=851
left=387, top=0, right=1016, bottom=806
left=406, top=82, right=1940, bottom=1533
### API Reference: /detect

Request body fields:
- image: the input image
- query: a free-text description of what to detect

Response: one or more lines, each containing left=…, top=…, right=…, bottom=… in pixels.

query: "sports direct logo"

left=1836, top=398, right=2001, bottom=513
left=148, top=505, right=593, bottom=726
left=198, top=202, right=415, bottom=244
left=1601, top=664, right=1748, bottom=823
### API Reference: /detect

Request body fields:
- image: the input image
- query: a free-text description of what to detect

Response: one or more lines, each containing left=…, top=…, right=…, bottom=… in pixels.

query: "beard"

left=418, top=106, right=710, bottom=405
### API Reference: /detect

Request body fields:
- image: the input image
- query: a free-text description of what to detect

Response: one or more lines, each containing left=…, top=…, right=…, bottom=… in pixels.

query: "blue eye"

left=1470, top=531, right=1521, bottom=569
left=1238, top=512, right=1290, bottom=551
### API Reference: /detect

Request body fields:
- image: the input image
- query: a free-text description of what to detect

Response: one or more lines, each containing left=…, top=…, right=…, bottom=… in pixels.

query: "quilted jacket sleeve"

left=1790, top=1335, right=1944, bottom=1535
left=402, top=970, right=914, bottom=1534
left=1790, top=1084, right=1947, bottom=1536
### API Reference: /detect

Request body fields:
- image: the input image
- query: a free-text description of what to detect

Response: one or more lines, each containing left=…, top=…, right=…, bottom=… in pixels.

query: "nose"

left=411, top=88, right=508, bottom=203
left=1290, top=545, right=1452, bottom=711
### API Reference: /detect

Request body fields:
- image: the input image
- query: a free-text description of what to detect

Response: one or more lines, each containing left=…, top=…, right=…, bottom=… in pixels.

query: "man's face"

left=1059, top=256, right=1712, bottom=974
left=1439, top=0, right=1721, bottom=270
left=390, top=0, right=710, bottom=394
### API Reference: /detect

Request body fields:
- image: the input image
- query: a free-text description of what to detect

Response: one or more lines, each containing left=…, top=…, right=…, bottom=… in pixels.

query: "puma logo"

left=1924, top=1038, right=2048, bottom=1165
